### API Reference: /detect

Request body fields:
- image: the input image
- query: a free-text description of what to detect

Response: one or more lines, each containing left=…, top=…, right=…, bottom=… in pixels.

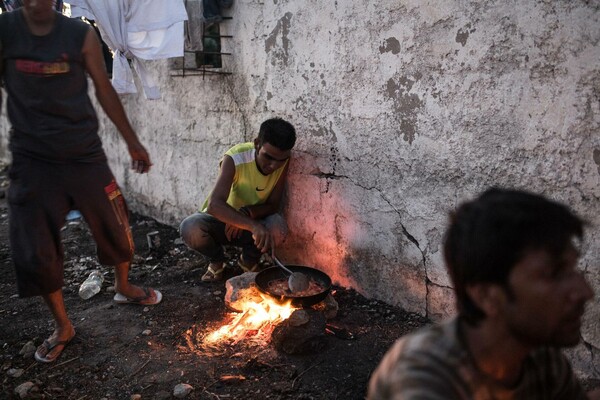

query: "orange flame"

left=203, top=293, right=297, bottom=345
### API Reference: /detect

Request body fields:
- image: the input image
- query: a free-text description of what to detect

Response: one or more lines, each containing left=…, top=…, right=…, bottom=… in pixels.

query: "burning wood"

left=202, top=293, right=297, bottom=346
left=219, top=375, right=246, bottom=383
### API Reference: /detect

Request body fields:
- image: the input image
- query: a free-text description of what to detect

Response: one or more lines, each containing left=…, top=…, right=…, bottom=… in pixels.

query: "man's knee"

left=179, top=213, right=213, bottom=249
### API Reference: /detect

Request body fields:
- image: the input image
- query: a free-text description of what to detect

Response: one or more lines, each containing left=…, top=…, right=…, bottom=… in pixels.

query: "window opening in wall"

left=198, top=23, right=223, bottom=68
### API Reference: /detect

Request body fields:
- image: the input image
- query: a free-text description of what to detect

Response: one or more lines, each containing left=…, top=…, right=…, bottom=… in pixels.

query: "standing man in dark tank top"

left=0, top=0, right=162, bottom=363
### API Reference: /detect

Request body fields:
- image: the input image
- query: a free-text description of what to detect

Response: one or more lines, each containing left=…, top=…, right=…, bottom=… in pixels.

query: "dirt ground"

left=0, top=163, right=430, bottom=400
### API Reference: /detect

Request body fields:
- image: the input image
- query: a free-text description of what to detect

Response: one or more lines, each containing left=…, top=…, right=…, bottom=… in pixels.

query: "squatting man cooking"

left=368, top=188, right=600, bottom=400
left=180, top=118, right=296, bottom=282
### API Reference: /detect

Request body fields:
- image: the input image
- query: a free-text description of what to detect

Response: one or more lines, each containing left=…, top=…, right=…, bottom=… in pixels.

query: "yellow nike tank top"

left=201, top=142, right=287, bottom=211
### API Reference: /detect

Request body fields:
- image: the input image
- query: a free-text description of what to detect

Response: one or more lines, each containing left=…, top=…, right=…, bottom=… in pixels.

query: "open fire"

left=202, top=293, right=298, bottom=346
left=183, top=272, right=338, bottom=354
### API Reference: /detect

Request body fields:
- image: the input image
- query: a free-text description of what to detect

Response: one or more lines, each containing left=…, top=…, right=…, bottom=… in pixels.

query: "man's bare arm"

left=206, top=156, right=273, bottom=252
left=207, top=156, right=259, bottom=231
left=81, top=27, right=151, bottom=173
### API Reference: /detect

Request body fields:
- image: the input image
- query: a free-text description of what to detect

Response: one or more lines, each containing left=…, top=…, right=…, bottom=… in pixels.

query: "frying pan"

left=255, top=265, right=332, bottom=307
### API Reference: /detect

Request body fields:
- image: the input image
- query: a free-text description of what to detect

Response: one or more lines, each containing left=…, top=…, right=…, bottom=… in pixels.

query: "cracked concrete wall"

left=1, top=0, right=599, bottom=378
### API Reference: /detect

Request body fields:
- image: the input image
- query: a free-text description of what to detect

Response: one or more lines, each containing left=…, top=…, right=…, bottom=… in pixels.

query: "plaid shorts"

left=8, top=155, right=134, bottom=297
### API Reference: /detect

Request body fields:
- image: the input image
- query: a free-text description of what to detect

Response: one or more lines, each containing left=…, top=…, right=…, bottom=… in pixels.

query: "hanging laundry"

left=184, top=0, right=204, bottom=52
left=202, top=0, right=233, bottom=24
left=69, top=0, right=188, bottom=100
left=126, top=0, right=188, bottom=60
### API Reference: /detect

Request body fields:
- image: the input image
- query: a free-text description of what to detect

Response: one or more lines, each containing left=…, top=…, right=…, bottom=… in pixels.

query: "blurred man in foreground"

left=368, top=188, right=599, bottom=399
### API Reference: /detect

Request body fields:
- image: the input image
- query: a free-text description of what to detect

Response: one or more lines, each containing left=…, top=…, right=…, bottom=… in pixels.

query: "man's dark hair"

left=257, top=118, right=296, bottom=150
left=443, top=188, right=584, bottom=325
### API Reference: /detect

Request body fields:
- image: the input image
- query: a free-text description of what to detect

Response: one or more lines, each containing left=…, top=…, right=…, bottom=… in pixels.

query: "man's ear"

left=253, top=138, right=260, bottom=149
left=466, top=283, right=507, bottom=318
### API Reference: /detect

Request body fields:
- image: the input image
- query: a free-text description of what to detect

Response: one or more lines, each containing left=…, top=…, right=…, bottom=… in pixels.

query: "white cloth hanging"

left=69, top=0, right=188, bottom=100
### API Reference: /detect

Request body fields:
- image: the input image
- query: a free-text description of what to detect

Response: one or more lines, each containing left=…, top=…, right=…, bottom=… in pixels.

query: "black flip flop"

left=34, top=333, right=75, bottom=363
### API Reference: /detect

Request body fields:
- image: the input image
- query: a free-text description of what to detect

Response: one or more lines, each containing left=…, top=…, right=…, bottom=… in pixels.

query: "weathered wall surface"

left=1, top=0, right=599, bottom=377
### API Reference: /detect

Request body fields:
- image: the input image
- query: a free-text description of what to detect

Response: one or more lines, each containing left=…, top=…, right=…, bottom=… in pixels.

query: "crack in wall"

left=310, top=144, right=340, bottom=193
left=582, top=339, right=600, bottom=376
left=573, top=184, right=600, bottom=204
left=224, top=77, right=248, bottom=141
left=374, top=188, right=429, bottom=317
left=428, top=282, right=453, bottom=290
left=181, top=137, right=215, bottom=144
left=310, top=172, right=346, bottom=180
left=307, top=171, right=431, bottom=317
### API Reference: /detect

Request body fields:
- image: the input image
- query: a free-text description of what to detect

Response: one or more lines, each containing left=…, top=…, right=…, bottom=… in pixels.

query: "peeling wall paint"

left=379, top=37, right=401, bottom=55
left=1, top=0, right=599, bottom=378
left=265, top=12, right=293, bottom=67
left=385, top=74, right=424, bottom=144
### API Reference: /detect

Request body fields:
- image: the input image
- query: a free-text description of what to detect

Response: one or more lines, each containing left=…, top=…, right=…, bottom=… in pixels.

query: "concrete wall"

left=1, top=0, right=599, bottom=378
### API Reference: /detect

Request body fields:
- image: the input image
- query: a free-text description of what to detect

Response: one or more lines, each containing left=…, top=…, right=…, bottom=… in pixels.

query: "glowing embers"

left=202, top=293, right=297, bottom=346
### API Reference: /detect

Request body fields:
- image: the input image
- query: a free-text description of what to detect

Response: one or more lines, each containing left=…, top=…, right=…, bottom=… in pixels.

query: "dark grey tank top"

left=0, top=9, right=106, bottom=163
